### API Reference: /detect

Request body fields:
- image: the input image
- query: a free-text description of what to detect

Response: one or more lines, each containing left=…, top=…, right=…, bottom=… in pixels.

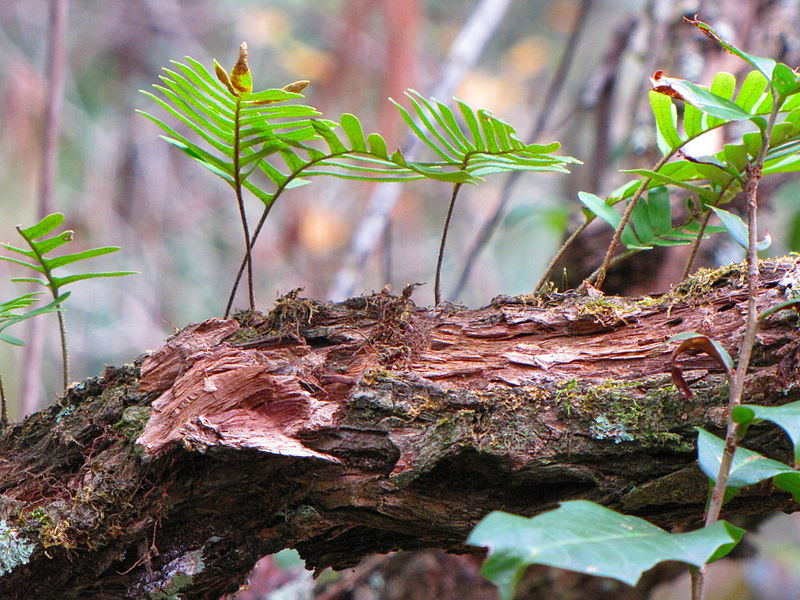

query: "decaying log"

left=1, top=258, right=800, bottom=599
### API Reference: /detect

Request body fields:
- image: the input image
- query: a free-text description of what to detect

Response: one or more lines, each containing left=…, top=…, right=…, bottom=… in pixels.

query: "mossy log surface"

left=2, top=258, right=800, bottom=599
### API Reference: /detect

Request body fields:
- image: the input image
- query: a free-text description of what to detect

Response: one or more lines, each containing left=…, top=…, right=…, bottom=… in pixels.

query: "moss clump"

left=575, top=296, right=640, bottom=327
left=555, top=377, right=692, bottom=448
left=114, top=405, right=152, bottom=442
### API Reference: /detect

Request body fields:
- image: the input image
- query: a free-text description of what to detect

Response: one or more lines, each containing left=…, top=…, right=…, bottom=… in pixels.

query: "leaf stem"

left=0, top=373, right=7, bottom=427
left=56, top=308, right=70, bottom=391
left=589, top=154, right=670, bottom=290
left=435, top=182, right=464, bottom=305
left=232, top=98, right=255, bottom=313
left=534, top=218, right=590, bottom=291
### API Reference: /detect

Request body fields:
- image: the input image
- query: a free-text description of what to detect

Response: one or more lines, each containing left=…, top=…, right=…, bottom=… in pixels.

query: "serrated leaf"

left=732, top=401, right=800, bottom=464
left=468, top=500, right=743, bottom=599
left=696, top=428, right=800, bottom=502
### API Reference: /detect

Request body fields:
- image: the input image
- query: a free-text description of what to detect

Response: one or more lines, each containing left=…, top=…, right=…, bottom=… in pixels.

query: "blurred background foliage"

left=2, top=1, right=800, bottom=597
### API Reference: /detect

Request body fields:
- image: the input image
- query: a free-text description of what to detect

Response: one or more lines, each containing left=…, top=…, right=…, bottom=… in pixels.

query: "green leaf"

left=696, top=428, right=800, bottom=502
left=19, top=213, right=65, bottom=240
left=710, top=206, right=771, bottom=251
left=577, top=192, right=619, bottom=228
left=339, top=113, right=367, bottom=151
left=685, top=18, right=776, bottom=81
left=649, top=91, right=683, bottom=153
left=707, top=72, right=737, bottom=128
left=468, top=501, right=743, bottom=600
left=44, top=247, right=120, bottom=270
left=50, top=271, right=138, bottom=289
left=652, top=73, right=752, bottom=122
left=770, top=63, right=800, bottom=99
left=735, top=70, right=770, bottom=113
left=732, top=401, right=800, bottom=464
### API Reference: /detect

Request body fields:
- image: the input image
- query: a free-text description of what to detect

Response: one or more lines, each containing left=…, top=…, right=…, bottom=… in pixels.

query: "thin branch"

left=695, top=93, right=781, bottom=600
left=583, top=153, right=670, bottom=291
left=232, top=100, right=255, bottom=313
left=447, top=0, right=596, bottom=301
left=22, top=0, right=69, bottom=411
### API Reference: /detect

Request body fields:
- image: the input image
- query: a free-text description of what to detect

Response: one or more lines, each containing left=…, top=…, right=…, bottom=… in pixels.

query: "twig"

left=327, top=0, right=514, bottom=301
left=693, top=91, right=781, bottom=600
left=447, top=0, right=596, bottom=301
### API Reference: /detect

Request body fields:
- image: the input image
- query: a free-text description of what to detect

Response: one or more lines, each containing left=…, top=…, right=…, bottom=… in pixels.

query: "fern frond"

left=0, top=293, right=65, bottom=346
left=0, top=213, right=136, bottom=300
left=391, top=90, right=580, bottom=178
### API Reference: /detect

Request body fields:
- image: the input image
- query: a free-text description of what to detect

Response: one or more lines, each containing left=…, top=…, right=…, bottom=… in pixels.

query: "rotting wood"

left=1, top=257, right=799, bottom=599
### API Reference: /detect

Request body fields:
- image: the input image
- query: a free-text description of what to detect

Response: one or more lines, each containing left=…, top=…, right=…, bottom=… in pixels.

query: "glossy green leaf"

left=696, top=428, right=800, bottom=503
left=732, top=401, right=800, bottom=463
left=652, top=73, right=752, bottom=122
left=649, top=91, right=683, bottom=153
left=686, top=18, right=776, bottom=81
left=710, top=206, right=771, bottom=251
left=577, top=192, right=620, bottom=227
left=468, top=500, right=743, bottom=600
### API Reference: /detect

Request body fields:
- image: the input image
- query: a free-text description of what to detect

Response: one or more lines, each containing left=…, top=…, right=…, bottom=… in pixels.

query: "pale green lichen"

left=0, top=519, right=36, bottom=576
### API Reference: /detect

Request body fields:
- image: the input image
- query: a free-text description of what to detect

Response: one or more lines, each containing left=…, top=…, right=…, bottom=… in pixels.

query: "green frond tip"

left=392, top=90, right=579, bottom=178
left=2, top=212, right=136, bottom=298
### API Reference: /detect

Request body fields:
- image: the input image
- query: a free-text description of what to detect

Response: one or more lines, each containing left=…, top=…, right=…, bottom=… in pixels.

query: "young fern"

left=138, top=42, right=321, bottom=313
left=0, top=213, right=135, bottom=391
left=391, top=90, right=579, bottom=304
left=223, top=112, right=476, bottom=315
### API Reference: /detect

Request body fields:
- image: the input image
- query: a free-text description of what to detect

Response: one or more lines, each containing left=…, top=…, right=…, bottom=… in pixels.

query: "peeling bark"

left=1, top=258, right=800, bottom=599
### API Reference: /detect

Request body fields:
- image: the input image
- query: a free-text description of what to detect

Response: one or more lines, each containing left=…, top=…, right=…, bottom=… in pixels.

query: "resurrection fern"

left=0, top=213, right=135, bottom=391
left=223, top=106, right=476, bottom=316
left=392, top=90, right=579, bottom=303
left=140, top=43, right=468, bottom=315
left=138, top=42, right=321, bottom=313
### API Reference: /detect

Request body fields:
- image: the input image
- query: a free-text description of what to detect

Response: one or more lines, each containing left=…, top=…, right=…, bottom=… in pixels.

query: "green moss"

left=575, top=297, right=640, bottom=327
left=114, top=405, right=152, bottom=442
left=555, top=377, right=693, bottom=448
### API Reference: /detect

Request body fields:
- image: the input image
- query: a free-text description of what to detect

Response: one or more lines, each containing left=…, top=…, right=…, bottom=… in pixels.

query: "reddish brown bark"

left=1, top=258, right=799, bottom=599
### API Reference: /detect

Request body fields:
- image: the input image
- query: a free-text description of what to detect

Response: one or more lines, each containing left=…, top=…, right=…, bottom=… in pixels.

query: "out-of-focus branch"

left=20, top=0, right=70, bottom=415
left=447, top=0, right=595, bottom=301
left=327, top=0, right=515, bottom=301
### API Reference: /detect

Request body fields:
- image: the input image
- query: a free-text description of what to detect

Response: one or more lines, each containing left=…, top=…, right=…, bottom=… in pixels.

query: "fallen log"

left=1, top=257, right=799, bottom=599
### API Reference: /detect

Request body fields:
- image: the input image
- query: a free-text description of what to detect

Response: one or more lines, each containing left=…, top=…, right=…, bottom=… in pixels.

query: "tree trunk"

left=1, top=257, right=799, bottom=599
